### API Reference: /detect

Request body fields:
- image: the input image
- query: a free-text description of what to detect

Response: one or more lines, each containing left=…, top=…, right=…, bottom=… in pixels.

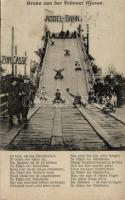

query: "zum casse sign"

left=1, top=56, right=27, bottom=65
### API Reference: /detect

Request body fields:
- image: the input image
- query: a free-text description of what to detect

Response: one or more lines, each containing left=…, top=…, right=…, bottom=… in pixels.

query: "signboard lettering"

left=0, top=56, right=27, bottom=65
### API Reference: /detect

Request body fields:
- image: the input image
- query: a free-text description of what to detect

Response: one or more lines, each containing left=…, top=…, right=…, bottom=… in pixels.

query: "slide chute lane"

left=62, top=39, right=74, bottom=102
left=57, top=39, right=62, bottom=92
left=72, top=38, right=79, bottom=93
left=60, top=39, right=67, bottom=101
left=77, top=38, right=91, bottom=94
left=39, top=41, right=50, bottom=93
left=40, top=38, right=88, bottom=104
left=62, top=38, right=88, bottom=98
left=39, top=41, right=49, bottom=91
left=42, top=39, right=57, bottom=98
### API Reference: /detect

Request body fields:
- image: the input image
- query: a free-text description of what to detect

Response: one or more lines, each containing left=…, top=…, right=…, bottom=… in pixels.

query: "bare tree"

left=107, top=65, right=116, bottom=75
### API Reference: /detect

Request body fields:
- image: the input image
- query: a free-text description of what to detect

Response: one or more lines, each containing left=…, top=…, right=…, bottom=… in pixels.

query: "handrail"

left=0, top=93, right=8, bottom=98
left=0, top=102, right=8, bottom=108
left=0, top=109, right=8, bottom=115
left=0, top=93, right=8, bottom=116
left=39, top=38, right=49, bottom=90
left=76, top=37, right=90, bottom=93
left=78, top=36, right=95, bottom=85
left=76, top=36, right=95, bottom=92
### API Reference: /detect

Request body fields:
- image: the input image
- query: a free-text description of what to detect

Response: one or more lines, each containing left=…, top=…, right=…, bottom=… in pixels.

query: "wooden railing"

left=78, top=36, right=95, bottom=85
left=76, top=36, right=95, bottom=93
left=0, top=93, right=8, bottom=117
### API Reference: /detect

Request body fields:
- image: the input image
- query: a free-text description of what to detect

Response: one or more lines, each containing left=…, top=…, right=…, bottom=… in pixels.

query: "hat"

left=24, top=79, right=29, bottom=83
left=12, top=81, right=17, bottom=86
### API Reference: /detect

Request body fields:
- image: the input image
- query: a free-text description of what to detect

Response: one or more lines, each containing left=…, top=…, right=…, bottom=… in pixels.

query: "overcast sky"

left=1, top=0, right=125, bottom=75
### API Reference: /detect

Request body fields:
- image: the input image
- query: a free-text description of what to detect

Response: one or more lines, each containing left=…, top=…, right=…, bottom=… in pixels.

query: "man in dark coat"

left=7, top=78, right=22, bottom=126
left=20, top=78, right=30, bottom=123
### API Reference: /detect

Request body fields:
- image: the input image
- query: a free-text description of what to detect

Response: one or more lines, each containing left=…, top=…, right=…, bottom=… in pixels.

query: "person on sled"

left=103, top=95, right=114, bottom=113
left=53, top=68, right=64, bottom=79
left=53, top=89, right=65, bottom=103
left=66, top=88, right=86, bottom=108
left=39, top=87, right=48, bottom=100
left=51, top=40, right=55, bottom=46
left=64, top=49, right=70, bottom=55
left=75, top=61, right=78, bottom=67
left=53, top=68, right=64, bottom=75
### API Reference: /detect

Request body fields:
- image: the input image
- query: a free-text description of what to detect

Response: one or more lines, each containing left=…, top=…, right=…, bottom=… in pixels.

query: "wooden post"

left=61, top=17, right=64, bottom=32
left=24, top=51, right=27, bottom=76
left=11, top=27, right=14, bottom=76
left=87, top=24, right=89, bottom=55
left=0, top=0, right=1, bottom=77
left=15, top=45, right=17, bottom=76
left=30, top=60, right=33, bottom=77
left=77, top=24, right=81, bottom=36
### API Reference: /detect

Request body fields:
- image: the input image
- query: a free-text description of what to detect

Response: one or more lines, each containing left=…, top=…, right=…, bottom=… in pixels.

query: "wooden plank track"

left=84, top=105, right=125, bottom=150
left=8, top=107, right=55, bottom=150
left=51, top=107, right=64, bottom=148
left=6, top=104, right=109, bottom=151
left=2, top=38, right=125, bottom=151
left=61, top=106, right=108, bottom=150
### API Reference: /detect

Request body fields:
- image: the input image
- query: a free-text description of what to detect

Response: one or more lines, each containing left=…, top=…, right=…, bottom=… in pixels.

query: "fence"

left=0, top=93, right=8, bottom=117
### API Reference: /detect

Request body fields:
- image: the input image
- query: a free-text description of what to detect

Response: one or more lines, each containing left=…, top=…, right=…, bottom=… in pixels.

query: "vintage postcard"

left=0, top=0, right=125, bottom=199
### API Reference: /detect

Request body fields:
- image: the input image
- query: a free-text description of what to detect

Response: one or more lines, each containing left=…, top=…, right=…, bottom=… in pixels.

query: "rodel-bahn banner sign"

left=44, top=15, right=82, bottom=23
left=1, top=56, right=27, bottom=65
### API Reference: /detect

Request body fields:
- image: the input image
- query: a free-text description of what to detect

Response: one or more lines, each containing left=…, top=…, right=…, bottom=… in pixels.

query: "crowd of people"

left=1, top=74, right=37, bottom=126
left=88, top=79, right=123, bottom=108
left=49, top=30, right=78, bottom=39
left=0, top=73, right=124, bottom=126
